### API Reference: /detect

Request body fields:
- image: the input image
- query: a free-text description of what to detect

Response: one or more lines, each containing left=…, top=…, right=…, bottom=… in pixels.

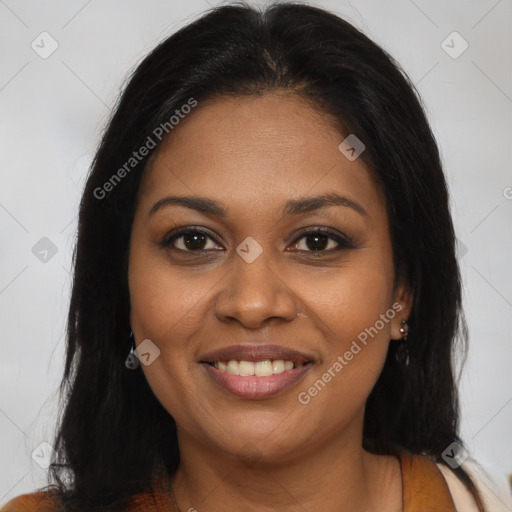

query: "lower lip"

left=201, top=362, right=314, bottom=399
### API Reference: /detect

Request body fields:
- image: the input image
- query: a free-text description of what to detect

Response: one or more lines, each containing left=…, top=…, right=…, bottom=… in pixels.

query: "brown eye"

left=180, top=232, right=208, bottom=251
left=289, top=227, right=355, bottom=254
left=297, top=233, right=335, bottom=251
left=159, top=226, right=354, bottom=256
left=160, top=227, right=222, bottom=253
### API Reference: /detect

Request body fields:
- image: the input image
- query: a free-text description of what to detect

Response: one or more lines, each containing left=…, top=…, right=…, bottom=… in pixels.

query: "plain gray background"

left=1, top=0, right=511, bottom=506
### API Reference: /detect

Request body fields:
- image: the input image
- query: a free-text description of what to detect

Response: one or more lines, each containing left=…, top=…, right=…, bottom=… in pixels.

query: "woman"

left=1, top=2, right=501, bottom=511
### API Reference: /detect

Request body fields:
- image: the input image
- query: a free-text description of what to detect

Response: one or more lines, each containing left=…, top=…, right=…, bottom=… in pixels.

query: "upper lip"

left=199, top=344, right=315, bottom=364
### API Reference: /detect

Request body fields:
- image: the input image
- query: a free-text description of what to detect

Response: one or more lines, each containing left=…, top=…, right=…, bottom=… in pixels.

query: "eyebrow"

left=148, top=192, right=368, bottom=219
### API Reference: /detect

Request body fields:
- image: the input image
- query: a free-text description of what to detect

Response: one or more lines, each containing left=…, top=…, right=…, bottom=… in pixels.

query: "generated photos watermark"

left=94, top=97, right=198, bottom=200
left=298, top=302, right=403, bottom=405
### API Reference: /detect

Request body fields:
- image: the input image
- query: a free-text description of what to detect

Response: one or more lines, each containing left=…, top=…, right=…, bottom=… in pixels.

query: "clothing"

left=436, top=459, right=512, bottom=512
left=0, top=452, right=489, bottom=511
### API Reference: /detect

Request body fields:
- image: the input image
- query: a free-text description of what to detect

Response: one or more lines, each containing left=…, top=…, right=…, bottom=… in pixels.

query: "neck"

left=169, top=422, right=401, bottom=512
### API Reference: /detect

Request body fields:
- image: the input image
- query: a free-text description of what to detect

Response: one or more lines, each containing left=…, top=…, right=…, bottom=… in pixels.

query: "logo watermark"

left=338, top=134, right=365, bottom=161
left=31, top=31, right=59, bottom=59
left=441, top=31, right=469, bottom=59
left=31, top=441, right=57, bottom=469
left=442, top=442, right=469, bottom=468
left=134, top=339, right=161, bottom=366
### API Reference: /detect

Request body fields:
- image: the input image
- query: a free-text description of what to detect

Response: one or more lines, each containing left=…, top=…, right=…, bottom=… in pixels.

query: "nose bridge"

left=214, top=236, right=297, bottom=326
left=232, top=236, right=280, bottom=301
left=237, top=240, right=274, bottom=285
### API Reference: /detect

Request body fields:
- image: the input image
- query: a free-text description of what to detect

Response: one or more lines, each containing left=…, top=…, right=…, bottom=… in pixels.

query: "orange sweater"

left=1, top=452, right=458, bottom=511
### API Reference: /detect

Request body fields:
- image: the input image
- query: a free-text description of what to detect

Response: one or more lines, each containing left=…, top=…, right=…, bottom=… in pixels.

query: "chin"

left=205, top=415, right=310, bottom=463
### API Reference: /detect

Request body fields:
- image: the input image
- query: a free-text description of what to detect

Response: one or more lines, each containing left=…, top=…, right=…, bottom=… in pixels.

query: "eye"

left=159, top=226, right=355, bottom=255
left=160, top=227, right=222, bottom=252
left=289, top=227, right=354, bottom=254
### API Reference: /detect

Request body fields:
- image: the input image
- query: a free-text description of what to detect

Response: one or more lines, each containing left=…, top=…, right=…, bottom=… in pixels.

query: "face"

left=128, top=93, right=412, bottom=465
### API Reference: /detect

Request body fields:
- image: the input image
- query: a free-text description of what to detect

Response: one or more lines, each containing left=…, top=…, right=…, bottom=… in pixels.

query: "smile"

left=205, top=359, right=307, bottom=376
left=201, top=360, right=314, bottom=399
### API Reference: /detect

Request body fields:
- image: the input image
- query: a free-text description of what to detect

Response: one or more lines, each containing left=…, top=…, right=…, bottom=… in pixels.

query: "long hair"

left=44, top=2, right=485, bottom=510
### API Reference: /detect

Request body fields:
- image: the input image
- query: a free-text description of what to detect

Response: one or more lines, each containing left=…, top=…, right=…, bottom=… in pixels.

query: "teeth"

left=284, top=361, right=294, bottom=370
left=226, top=360, right=239, bottom=375
left=212, top=359, right=302, bottom=376
left=272, top=360, right=285, bottom=374
left=255, top=360, right=273, bottom=377
left=239, top=361, right=255, bottom=376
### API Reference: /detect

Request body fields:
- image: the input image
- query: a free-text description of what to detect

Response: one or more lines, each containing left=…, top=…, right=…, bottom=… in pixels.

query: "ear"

left=390, top=280, right=413, bottom=340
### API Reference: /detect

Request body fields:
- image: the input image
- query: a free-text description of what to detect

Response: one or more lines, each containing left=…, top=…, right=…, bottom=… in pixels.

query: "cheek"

left=128, top=243, right=214, bottom=350
left=303, top=249, right=395, bottom=347
left=297, top=250, right=395, bottom=403
left=128, top=245, right=207, bottom=425
left=295, top=276, right=394, bottom=434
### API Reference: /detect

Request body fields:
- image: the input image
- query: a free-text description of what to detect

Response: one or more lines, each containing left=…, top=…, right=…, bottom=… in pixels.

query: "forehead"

left=137, top=93, right=385, bottom=222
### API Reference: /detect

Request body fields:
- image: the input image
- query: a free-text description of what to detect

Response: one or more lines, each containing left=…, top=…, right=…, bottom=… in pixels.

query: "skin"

left=128, top=92, right=413, bottom=512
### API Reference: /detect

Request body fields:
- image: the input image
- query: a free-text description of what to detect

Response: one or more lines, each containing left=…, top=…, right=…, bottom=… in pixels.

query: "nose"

left=213, top=246, right=298, bottom=329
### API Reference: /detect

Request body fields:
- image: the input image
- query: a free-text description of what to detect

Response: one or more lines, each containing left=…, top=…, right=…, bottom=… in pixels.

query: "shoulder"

left=0, top=489, right=63, bottom=512
left=436, top=459, right=512, bottom=512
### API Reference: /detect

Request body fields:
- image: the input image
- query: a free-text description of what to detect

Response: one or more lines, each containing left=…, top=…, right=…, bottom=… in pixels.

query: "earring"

left=396, top=319, right=409, bottom=366
left=399, top=319, right=409, bottom=341
left=125, top=330, right=140, bottom=370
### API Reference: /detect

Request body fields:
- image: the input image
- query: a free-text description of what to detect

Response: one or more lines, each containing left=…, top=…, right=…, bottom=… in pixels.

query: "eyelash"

left=159, top=225, right=355, bottom=256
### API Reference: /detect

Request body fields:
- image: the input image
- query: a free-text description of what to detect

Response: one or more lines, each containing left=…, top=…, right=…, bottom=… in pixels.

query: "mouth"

left=202, top=359, right=309, bottom=376
left=198, top=344, right=315, bottom=399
